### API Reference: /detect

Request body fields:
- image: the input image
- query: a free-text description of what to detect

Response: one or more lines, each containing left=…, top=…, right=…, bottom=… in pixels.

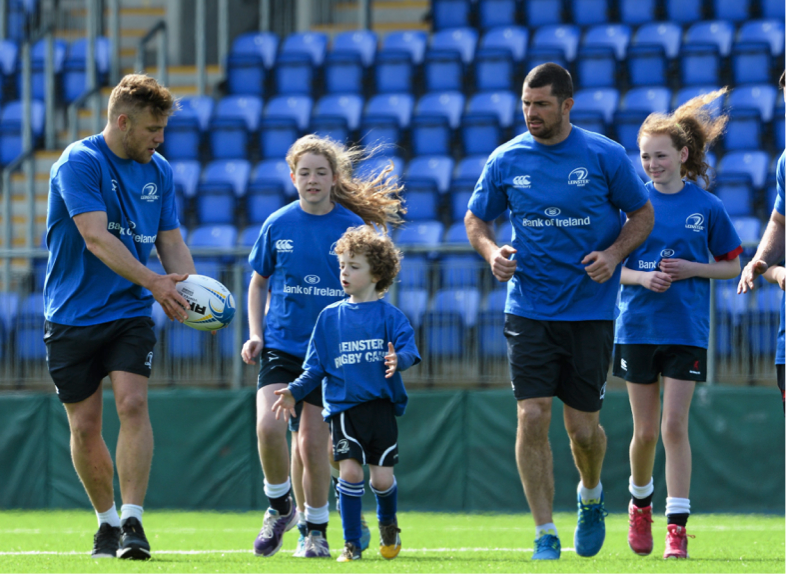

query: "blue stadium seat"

left=725, top=85, right=776, bottom=150
left=619, top=0, right=655, bottom=24
left=259, top=95, right=312, bottom=159
left=478, top=0, right=520, bottom=30
left=406, top=155, right=454, bottom=195
left=239, top=224, right=262, bottom=248
left=712, top=0, right=750, bottom=22
left=398, top=258, right=430, bottom=291
left=613, top=87, right=670, bottom=150
left=478, top=288, right=507, bottom=357
left=396, top=220, right=445, bottom=247
left=775, top=97, right=785, bottom=151
left=731, top=216, right=761, bottom=244
left=403, top=190, right=440, bottom=221
left=626, top=45, right=668, bottom=88
left=731, top=43, right=773, bottom=85
left=360, top=93, right=414, bottom=148
left=18, top=38, right=66, bottom=100
left=583, top=24, right=631, bottom=61
left=14, top=293, right=46, bottom=361
left=311, top=94, right=364, bottom=143
left=526, top=47, right=568, bottom=72
left=665, top=0, right=703, bottom=23
left=171, top=160, right=202, bottom=201
left=397, top=289, right=429, bottom=331
left=727, top=85, right=776, bottom=123
left=674, top=85, right=723, bottom=117
left=633, top=22, right=682, bottom=60
left=714, top=281, right=748, bottom=357
left=570, top=0, right=610, bottom=26
left=524, top=0, right=564, bottom=26
left=62, top=37, right=110, bottom=103
left=279, top=31, right=328, bottom=66
left=250, top=158, right=297, bottom=198
left=684, top=20, right=734, bottom=57
left=461, top=91, right=517, bottom=155
left=381, top=30, right=427, bottom=65
left=188, top=224, right=238, bottom=275
left=208, top=95, right=262, bottom=160
left=717, top=151, right=769, bottom=190
left=531, top=25, right=580, bottom=62
left=0, top=99, right=44, bottom=166
left=195, top=160, right=250, bottom=225
left=713, top=175, right=754, bottom=216
left=761, top=0, right=785, bottom=19
left=229, top=32, right=279, bottom=67
left=375, top=31, right=427, bottom=94
left=680, top=43, right=722, bottom=87
left=0, top=40, right=18, bottom=100
left=247, top=192, right=285, bottom=225
left=450, top=190, right=473, bottom=222
left=356, top=155, right=405, bottom=182
left=424, top=288, right=481, bottom=357
left=571, top=88, right=619, bottom=135
left=411, top=91, right=465, bottom=156
left=576, top=46, right=617, bottom=88
left=163, top=96, right=213, bottom=161
left=425, top=28, right=477, bottom=93
left=737, top=20, right=785, bottom=59
left=475, top=26, right=527, bottom=92
left=431, top=0, right=473, bottom=30
left=275, top=32, right=327, bottom=96
left=226, top=32, right=278, bottom=97
left=0, top=291, right=20, bottom=344
left=324, top=30, right=377, bottom=95
left=440, top=223, right=480, bottom=288
left=453, top=154, right=488, bottom=191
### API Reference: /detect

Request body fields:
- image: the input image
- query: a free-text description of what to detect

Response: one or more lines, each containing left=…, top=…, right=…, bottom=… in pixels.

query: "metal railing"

left=135, top=20, right=168, bottom=88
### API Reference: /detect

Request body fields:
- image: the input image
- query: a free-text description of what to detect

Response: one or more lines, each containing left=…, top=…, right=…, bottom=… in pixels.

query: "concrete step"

left=332, top=0, right=430, bottom=27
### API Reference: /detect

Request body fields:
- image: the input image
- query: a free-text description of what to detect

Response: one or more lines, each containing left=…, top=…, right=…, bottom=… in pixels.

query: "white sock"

left=535, top=523, right=558, bottom=538
left=263, top=478, right=291, bottom=500
left=665, top=497, right=690, bottom=517
left=629, top=476, right=654, bottom=500
left=96, top=505, right=120, bottom=528
left=305, top=503, right=330, bottom=525
left=297, top=509, right=306, bottom=525
left=578, top=480, right=603, bottom=503
left=120, top=504, right=143, bottom=526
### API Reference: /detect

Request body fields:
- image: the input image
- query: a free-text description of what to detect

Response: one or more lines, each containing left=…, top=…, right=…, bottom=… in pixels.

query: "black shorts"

left=613, top=344, right=707, bottom=383
left=257, top=347, right=322, bottom=432
left=329, top=399, right=399, bottom=467
left=777, top=364, right=784, bottom=410
left=44, top=316, right=157, bottom=404
left=504, top=314, right=612, bottom=412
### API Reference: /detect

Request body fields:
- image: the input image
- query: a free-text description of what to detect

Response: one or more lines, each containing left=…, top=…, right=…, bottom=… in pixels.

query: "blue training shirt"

left=468, top=126, right=650, bottom=321
left=288, top=299, right=421, bottom=420
left=249, top=201, right=364, bottom=359
left=615, top=181, right=742, bottom=349
left=44, top=134, right=179, bottom=326
left=775, top=151, right=785, bottom=366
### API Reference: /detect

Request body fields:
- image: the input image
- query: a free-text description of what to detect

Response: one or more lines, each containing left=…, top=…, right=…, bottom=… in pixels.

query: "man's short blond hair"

left=107, top=74, right=178, bottom=122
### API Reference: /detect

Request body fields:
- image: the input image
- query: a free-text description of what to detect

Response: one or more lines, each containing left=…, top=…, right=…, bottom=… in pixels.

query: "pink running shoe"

left=663, top=524, right=694, bottom=559
left=628, top=502, right=653, bottom=556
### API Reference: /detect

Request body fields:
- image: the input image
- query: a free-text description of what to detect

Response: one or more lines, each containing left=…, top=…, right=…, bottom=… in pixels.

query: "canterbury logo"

left=512, top=175, right=531, bottom=187
left=275, top=239, right=294, bottom=250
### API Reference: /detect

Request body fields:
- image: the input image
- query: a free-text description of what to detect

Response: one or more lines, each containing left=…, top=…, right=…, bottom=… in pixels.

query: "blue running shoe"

left=293, top=523, right=308, bottom=557
left=532, top=533, right=561, bottom=560
left=574, top=491, right=609, bottom=557
left=359, top=516, right=371, bottom=551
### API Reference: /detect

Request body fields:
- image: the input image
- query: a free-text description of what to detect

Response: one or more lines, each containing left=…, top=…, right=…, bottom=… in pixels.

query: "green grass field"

left=0, top=510, right=782, bottom=573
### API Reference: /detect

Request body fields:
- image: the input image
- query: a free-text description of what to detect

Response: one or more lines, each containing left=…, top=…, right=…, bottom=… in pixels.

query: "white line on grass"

left=0, top=547, right=573, bottom=556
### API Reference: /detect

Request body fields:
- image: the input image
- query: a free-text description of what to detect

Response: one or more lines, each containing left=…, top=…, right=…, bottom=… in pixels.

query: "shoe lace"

left=259, top=513, right=277, bottom=539
left=535, top=534, right=559, bottom=552
left=578, top=501, right=609, bottom=526
left=629, top=509, right=653, bottom=532
left=307, top=533, right=327, bottom=551
left=341, top=542, right=357, bottom=558
left=380, top=524, right=401, bottom=546
left=95, top=525, right=119, bottom=546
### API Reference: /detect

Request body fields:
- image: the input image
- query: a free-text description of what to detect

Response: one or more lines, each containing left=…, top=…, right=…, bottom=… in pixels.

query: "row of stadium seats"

left=430, top=0, right=785, bottom=30
left=223, top=21, right=784, bottom=98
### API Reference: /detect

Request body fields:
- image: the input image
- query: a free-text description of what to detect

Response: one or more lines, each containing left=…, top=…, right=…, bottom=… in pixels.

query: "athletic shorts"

left=44, top=317, right=156, bottom=404
left=777, top=364, right=784, bottom=412
left=504, top=314, right=612, bottom=412
left=257, top=347, right=322, bottom=432
left=613, top=344, right=707, bottom=383
left=329, top=399, right=399, bottom=467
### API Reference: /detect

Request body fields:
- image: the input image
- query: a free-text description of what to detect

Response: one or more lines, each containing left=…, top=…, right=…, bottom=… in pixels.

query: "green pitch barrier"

left=0, top=387, right=783, bottom=513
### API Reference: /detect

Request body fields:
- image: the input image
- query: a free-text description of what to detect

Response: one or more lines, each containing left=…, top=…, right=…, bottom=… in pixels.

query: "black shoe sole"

left=117, top=546, right=151, bottom=560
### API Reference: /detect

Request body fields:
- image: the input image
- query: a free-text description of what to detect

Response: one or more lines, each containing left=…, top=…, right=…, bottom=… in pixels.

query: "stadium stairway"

left=313, top=0, right=430, bottom=37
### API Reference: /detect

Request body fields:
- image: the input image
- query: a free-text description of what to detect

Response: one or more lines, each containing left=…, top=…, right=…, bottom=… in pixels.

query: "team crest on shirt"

left=685, top=213, right=705, bottom=233
left=276, top=239, right=294, bottom=252
left=329, top=241, right=338, bottom=256
left=141, top=183, right=159, bottom=202
left=660, top=249, right=675, bottom=258
left=512, top=175, right=531, bottom=188
left=336, top=439, right=350, bottom=454
left=568, top=167, right=590, bottom=186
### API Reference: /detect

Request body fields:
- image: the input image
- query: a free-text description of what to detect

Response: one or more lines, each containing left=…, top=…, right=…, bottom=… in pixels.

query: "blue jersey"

left=615, top=181, right=742, bottom=348
left=468, top=126, right=649, bottom=321
left=249, top=201, right=364, bottom=359
left=288, top=299, right=421, bottom=420
left=775, top=152, right=786, bottom=365
left=44, top=134, right=179, bottom=326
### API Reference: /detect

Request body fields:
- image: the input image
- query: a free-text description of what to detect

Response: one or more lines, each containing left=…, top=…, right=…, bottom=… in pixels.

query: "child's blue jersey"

left=287, top=299, right=421, bottom=420
left=249, top=201, right=364, bottom=359
left=468, top=126, right=649, bottom=321
left=44, top=134, right=180, bottom=326
left=615, top=181, right=742, bottom=349
left=775, top=152, right=785, bottom=366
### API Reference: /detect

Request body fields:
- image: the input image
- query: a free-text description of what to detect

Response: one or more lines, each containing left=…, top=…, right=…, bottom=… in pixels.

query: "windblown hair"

left=637, top=88, right=729, bottom=188
left=107, top=74, right=178, bottom=122
left=334, top=225, right=402, bottom=295
left=523, top=62, right=574, bottom=102
left=286, top=135, right=406, bottom=231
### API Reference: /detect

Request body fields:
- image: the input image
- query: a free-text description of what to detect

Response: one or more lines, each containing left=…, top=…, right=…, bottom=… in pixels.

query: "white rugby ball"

left=176, top=274, right=236, bottom=331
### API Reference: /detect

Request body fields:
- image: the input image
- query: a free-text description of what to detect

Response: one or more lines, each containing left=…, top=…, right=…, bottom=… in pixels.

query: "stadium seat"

left=679, top=43, right=722, bottom=87
left=524, top=0, right=564, bottom=27
left=0, top=99, right=45, bottom=166
left=62, top=37, right=110, bottom=104
left=250, top=158, right=297, bottom=198
left=424, top=288, right=481, bottom=357
left=775, top=97, right=785, bottom=151
left=474, top=26, right=528, bottom=92
left=576, top=46, right=617, bottom=88
left=0, top=40, right=18, bottom=100
left=478, top=0, right=520, bottom=30
left=195, top=160, right=250, bottom=225
left=188, top=224, right=238, bottom=273
left=431, top=0, right=473, bottom=30
left=632, top=22, right=682, bottom=60
left=405, top=155, right=454, bottom=197
left=724, top=85, right=776, bottom=151
left=714, top=282, right=748, bottom=357
left=737, top=20, right=785, bottom=59
left=259, top=95, right=312, bottom=159
left=18, top=37, right=66, bottom=100
left=570, top=0, right=610, bottom=26
left=626, top=44, right=668, bottom=88
left=397, top=287, right=429, bottom=328
left=478, top=288, right=507, bottom=357
left=571, top=87, right=619, bottom=136
left=619, top=0, right=655, bottom=24
left=311, top=94, right=364, bottom=143
left=674, top=85, right=723, bottom=117
left=727, top=84, right=776, bottom=124
left=584, top=25, right=631, bottom=61
left=239, top=224, right=262, bottom=248
left=356, top=155, right=405, bottom=182
left=226, top=32, right=278, bottom=96
left=731, top=42, right=773, bottom=85
left=403, top=190, right=440, bottom=221
left=713, top=175, right=754, bottom=216
left=531, top=25, right=580, bottom=62
left=360, top=92, right=414, bottom=148
left=613, top=87, right=671, bottom=150
left=712, top=0, right=750, bottom=22
left=396, top=220, right=445, bottom=248
left=0, top=291, right=20, bottom=341
left=461, top=91, right=517, bottom=155
left=453, top=154, right=488, bottom=192
left=324, top=30, right=377, bottom=95
left=171, top=160, right=202, bottom=202
left=275, top=32, right=327, bottom=96
left=440, top=223, right=480, bottom=289
left=279, top=31, right=328, bottom=67
left=163, top=96, right=213, bottom=161
left=208, top=95, right=262, bottom=160
left=685, top=20, right=735, bottom=57
left=411, top=91, right=465, bottom=156
left=526, top=47, right=568, bottom=72
left=665, top=0, right=703, bottom=23
left=717, top=151, right=769, bottom=190
left=14, top=293, right=46, bottom=361
left=731, top=216, right=761, bottom=244
left=247, top=191, right=285, bottom=225
left=450, top=190, right=474, bottom=223
left=761, top=0, right=785, bottom=19
left=375, top=31, right=427, bottom=94
left=425, top=28, right=477, bottom=93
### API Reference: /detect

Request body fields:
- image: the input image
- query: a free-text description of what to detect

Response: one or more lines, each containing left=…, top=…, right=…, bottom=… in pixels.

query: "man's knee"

left=257, top=411, right=286, bottom=442
left=566, top=417, right=604, bottom=451
left=115, top=392, right=148, bottom=421
left=517, top=398, right=552, bottom=432
left=69, top=415, right=102, bottom=445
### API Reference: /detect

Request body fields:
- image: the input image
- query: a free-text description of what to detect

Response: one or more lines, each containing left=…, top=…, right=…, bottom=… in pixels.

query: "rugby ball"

left=176, top=274, right=236, bottom=331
